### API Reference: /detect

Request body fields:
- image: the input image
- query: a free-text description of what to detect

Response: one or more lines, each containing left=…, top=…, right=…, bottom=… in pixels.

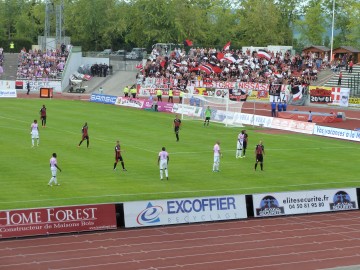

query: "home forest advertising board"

left=253, top=188, right=358, bottom=217
left=0, top=204, right=117, bottom=239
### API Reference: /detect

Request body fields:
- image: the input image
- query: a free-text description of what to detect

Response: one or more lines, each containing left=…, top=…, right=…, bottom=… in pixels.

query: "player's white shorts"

left=159, top=160, right=168, bottom=170
left=237, top=141, right=243, bottom=150
left=31, top=131, right=39, bottom=139
left=51, top=167, right=57, bottom=177
left=214, top=155, right=220, bottom=163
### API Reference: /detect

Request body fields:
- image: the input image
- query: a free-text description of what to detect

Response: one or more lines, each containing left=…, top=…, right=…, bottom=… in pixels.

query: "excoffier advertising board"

left=123, top=195, right=247, bottom=228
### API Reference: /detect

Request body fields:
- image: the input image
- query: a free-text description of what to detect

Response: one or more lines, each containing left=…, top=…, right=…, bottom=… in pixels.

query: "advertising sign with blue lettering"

left=90, top=94, right=117, bottom=104
left=253, top=188, right=358, bottom=217
left=313, top=125, right=360, bottom=142
left=123, top=195, right=247, bottom=228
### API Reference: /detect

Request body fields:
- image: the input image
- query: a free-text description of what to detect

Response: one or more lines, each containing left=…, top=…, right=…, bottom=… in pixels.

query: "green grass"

left=0, top=98, right=359, bottom=210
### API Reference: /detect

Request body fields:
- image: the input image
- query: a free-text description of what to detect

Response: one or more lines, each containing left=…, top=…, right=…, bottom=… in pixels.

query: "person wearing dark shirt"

left=39, top=105, right=47, bottom=128
left=271, top=101, right=276, bottom=117
left=173, top=114, right=182, bottom=142
left=277, top=101, right=283, bottom=115
left=243, top=130, right=248, bottom=157
left=113, top=140, right=127, bottom=171
left=78, top=122, right=89, bottom=148
left=26, top=81, right=31, bottom=95
left=254, top=140, right=265, bottom=171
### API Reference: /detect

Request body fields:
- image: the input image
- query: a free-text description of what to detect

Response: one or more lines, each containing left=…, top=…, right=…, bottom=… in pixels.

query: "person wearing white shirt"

left=213, top=141, right=222, bottom=172
left=158, top=147, right=169, bottom=180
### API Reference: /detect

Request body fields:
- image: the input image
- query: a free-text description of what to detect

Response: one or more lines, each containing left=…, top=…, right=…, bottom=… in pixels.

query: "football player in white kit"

left=30, top=119, right=39, bottom=147
left=48, top=153, right=62, bottom=186
left=236, top=130, right=245, bottom=158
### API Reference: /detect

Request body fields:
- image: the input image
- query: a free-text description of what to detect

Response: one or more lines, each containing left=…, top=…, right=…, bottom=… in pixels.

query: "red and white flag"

left=257, top=51, right=271, bottom=60
left=291, top=85, right=303, bottom=101
left=199, top=64, right=212, bottom=75
left=331, top=87, right=341, bottom=103
left=223, top=41, right=231, bottom=51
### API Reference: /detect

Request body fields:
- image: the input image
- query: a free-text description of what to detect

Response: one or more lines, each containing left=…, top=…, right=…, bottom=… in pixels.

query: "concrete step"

left=323, top=65, right=360, bottom=88
left=0, top=53, right=19, bottom=80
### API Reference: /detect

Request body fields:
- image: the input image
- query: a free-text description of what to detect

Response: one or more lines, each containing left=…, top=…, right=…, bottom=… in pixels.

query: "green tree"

left=345, top=1, right=360, bottom=48
left=64, top=0, right=116, bottom=50
left=296, top=1, right=326, bottom=46
left=275, top=0, right=300, bottom=46
left=237, top=0, right=287, bottom=46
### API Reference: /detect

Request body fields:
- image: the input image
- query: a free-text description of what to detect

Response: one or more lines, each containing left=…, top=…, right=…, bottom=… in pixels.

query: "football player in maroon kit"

left=113, top=140, right=127, bottom=171
left=78, top=122, right=89, bottom=148
left=254, top=140, right=265, bottom=171
left=40, top=105, right=47, bottom=128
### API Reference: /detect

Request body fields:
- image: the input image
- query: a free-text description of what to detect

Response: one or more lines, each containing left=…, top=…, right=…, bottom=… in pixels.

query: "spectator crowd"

left=141, top=46, right=326, bottom=92
left=16, top=47, right=68, bottom=80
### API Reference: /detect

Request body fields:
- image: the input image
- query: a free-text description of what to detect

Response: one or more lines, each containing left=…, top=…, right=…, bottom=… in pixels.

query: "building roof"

left=302, top=45, right=330, bottom=52
left=333, top=46, right=360, bottom=53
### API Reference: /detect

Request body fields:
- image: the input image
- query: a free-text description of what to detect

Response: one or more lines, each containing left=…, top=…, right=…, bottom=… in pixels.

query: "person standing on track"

left=78, top=122, right=89, bottom=148
left=254, top=140, right=265, bottom=171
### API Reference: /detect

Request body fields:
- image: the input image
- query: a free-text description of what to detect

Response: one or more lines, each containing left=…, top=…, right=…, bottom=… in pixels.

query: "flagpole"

left=330, top=0, right=335, bottom=62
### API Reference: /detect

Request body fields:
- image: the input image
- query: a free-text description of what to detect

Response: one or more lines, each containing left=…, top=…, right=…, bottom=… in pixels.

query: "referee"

left=173, top=114, right=182, bottom=142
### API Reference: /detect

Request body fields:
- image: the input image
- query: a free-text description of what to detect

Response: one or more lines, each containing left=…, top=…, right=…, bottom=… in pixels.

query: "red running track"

left=1, top=211, right=360, bottom=270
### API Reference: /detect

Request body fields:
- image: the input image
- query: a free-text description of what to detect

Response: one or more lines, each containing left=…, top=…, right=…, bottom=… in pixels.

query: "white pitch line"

left=1, top=180, right=359, bottom=205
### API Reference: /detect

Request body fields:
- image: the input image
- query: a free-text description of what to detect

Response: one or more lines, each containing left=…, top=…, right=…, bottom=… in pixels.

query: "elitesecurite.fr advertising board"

left=0, top=204, right=117, bottom=239
left=253, top=188, right=358, bottom=218
left=123, top=195, right=247, bottom=228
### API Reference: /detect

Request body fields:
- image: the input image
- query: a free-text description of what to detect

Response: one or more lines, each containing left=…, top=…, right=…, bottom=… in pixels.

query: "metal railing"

left=348, top=73, right=360, bottom=97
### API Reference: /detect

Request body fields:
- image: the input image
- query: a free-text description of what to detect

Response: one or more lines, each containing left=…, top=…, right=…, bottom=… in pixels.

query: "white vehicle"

left=126, top=52, right=138, bottom=59
left=97, top=49, right=112, bottom=56
left=130, top=48, right=147, bottom=59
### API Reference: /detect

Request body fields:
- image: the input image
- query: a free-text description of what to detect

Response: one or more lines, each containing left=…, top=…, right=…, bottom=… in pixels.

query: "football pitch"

left=0, top=98, right=359, bottom=211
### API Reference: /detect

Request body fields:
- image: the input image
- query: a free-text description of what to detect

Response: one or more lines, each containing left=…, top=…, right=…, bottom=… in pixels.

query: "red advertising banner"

left=0, top=204, right=117, bottom=239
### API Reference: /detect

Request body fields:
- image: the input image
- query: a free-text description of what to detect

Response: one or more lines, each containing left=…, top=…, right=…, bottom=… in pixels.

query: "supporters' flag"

left=223, top=41, right=231, bottom=51
left=183, top=39, right=193, bottom=47
left=269, top=84, right=281, bottom=96
left=224, top=54, right=239, bottom=63
left=291, top=85, right=303, bottom=100
left=190, top=67, right=201, bottom=73
left=257, top=51, right=271, bottom=60
left=15, top=81, right=23, bottom=89
left=213, top=52, right=224, bottom=61
left=174, top=63, right=182, bottom=68
left=208, top=63, right=222, bottom=74
left=135, top=62, right=143, bottom=69
left=331, top=87, right=341, bottom=103
left=199, top=64, right=212, bottom=74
